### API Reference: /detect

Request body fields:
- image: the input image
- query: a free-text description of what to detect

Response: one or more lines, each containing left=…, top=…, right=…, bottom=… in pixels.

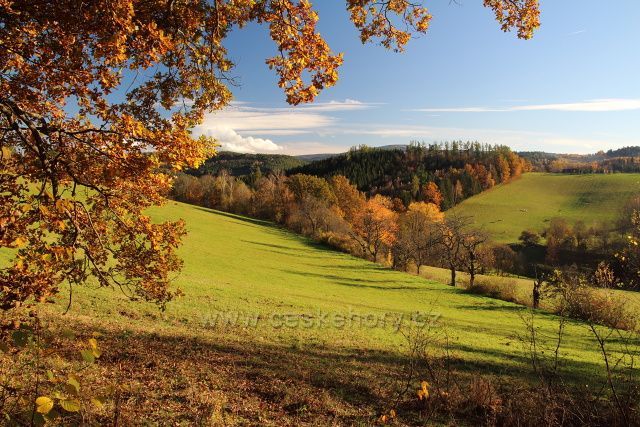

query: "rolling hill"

left=3, top=200, right=637, bottom=424
left=450, top=173, right=640, bottom=243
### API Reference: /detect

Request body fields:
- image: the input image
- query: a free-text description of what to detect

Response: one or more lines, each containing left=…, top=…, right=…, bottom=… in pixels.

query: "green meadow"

left=451, top=173, right=640, bottom=243
left=2, top=200, right=639, bottom=423
left=30, top=201, right=631, bottom=371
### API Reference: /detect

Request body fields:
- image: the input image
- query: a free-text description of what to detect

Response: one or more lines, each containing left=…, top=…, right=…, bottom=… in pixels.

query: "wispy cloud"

left=337, top=124, right=638, bottom=154
left=192, top=99, right=376, bottom=153
left=412, top=98, right=640, bottom=113
left=568, top=29, right=587, bottom=36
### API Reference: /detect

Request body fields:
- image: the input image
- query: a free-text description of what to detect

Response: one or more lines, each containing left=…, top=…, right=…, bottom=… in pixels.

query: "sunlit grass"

left=451, top=173, right=640, bottom=243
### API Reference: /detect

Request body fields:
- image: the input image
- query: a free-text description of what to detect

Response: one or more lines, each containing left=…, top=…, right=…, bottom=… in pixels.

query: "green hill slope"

left=450, top=173, right=640, bottom=243
left=3, top=201, right=637, bottom=423
left=35, top=201, right=617, bottom=368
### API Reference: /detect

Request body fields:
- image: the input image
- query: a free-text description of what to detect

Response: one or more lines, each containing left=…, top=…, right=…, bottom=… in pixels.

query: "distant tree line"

left=520, top=146, right=640, bottom=174
left=288, top=142, right=530, bottom=210
left=189, top=152, right=307, bottom=177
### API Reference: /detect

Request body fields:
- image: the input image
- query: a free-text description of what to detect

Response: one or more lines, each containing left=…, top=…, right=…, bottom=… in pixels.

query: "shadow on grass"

left=454, top=304, right=527, bottom=313
left=240, top=240, right=333, bottom=255
left=59, top=316, right=618, bottom=425
left=193, top=206, right=276, bottom=228
left=281, top=269, right=424, bottom=289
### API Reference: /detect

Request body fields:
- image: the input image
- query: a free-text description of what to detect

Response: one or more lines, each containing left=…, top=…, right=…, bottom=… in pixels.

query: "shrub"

left=545, top=270, right=637, bottom=331
left=465, top=277, right=526, bottom=306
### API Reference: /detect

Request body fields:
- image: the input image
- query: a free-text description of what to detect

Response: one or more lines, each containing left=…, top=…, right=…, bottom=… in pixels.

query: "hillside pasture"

left=450, top=173, right=640, bottom=243
left=2, top=201, right=638, bottom=424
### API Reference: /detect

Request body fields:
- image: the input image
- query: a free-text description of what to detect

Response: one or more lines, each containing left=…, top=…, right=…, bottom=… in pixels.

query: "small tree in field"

left=460, top=230, right=489, bottom=287
left=396, top=202, right=443, bottom=274
left=350, top=195, right=399, bottom=262
left=436, top=216, right=471, bottom=287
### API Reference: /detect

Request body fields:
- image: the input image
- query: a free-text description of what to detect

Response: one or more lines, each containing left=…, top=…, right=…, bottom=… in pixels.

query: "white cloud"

left=412, top=99, right=640, bottom=113
left=296, top=99, right=378, bottom=112
left=195, top=99, right=376, bottom=138
left=199, top=126, right=283, bottom=153
left=198, top=110, right=334, bottom=135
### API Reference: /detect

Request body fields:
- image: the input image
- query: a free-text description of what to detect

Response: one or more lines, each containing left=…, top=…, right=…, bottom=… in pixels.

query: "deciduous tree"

left=350, top=195, right=398, bottom=261
left=436, top=215, right=473, bottom=286
left=395, top=202, right=443, bottom=274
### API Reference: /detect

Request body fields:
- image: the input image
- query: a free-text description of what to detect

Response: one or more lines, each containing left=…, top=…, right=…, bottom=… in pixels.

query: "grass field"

left=3, top=201, right=638, bottom=424
left=419, top=265, right=640, bottom=312
left=450, top=173, right=640, bottom=243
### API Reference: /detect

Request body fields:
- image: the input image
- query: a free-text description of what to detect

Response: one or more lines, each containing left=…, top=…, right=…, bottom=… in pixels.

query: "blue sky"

left=193, top=0, right=640, bottom=155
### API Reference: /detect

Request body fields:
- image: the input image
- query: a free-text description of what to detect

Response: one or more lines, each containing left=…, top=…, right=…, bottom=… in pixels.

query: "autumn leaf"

left=35, top=396, right=54, bottom=414
left=59, top=398, right=81, bottom=413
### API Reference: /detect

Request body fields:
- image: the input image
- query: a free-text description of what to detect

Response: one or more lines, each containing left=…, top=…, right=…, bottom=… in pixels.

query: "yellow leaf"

left=88, top=338, right=98, bottom=350
left=60, top=398, right=81, bottom=412
left=12, top=237, right=27, bottom=248
left=35, top=396, right=54, bottom=414
left=91, top=397, right=104, bottom=409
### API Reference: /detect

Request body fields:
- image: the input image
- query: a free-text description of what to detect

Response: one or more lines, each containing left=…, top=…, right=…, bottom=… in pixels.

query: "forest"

left=190, top=152, right=308, bottom=177
left=287, top=142, right=531, bottom=209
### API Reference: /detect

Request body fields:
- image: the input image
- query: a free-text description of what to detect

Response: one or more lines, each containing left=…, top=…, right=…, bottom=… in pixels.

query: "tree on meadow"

left=286, top=174, right=337, bottom=235
left=396, top=202, right=443, bottom=274
left=519, top=230, right=541, bottom=247
left=492, top=244, right=519, bottom=276
left=252, top=173, right=293, bottom=223
left=287, top=174, right=336, bottom=204
left=327, top=175, right=366, bottom=220
left=199, top=174, right=220, bottom=208
left=436, top=215, right=473, bottom=286
left=615, top=210, right=640, bottom=290
left=496, top=155, right=512, bottom=182
left=460, top=229, right=490, bottom=287
left=291, top=196, right=336, bottom=236
left=544, top=218, right=573, bottom=265
left=350, top=194, right=399, bottom=262
left=454, top=180, right=464, bottom=203
left=0, top=0, right=540, bottom=315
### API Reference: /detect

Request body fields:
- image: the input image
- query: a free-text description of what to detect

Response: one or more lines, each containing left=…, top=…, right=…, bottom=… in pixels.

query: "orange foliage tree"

left=422, top=182, right=443, bottom=208
left=0, top=0, right=540, bottom=316
left=350, top=195, right=399, bottom=261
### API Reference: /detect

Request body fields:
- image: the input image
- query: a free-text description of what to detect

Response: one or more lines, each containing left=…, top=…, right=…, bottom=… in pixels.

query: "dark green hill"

left=190, top=152, right=307, bottom=177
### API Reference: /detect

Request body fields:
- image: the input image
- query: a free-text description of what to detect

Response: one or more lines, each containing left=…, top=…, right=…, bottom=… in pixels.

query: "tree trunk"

left=532, top=281, right=541, bottom=309
left=450, top=266, right=456, bottom=287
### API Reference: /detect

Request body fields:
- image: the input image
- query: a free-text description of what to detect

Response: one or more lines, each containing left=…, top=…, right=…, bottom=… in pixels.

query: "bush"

left=545, top=270, right=637, bottom=331
left=465, top=277, right=527, bottom=306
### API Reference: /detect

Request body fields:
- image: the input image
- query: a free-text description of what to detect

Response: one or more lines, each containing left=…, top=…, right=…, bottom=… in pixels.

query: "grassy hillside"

left=450, top=173, right=640, bottom=243
left=2, top=202, right=638, bottom=424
